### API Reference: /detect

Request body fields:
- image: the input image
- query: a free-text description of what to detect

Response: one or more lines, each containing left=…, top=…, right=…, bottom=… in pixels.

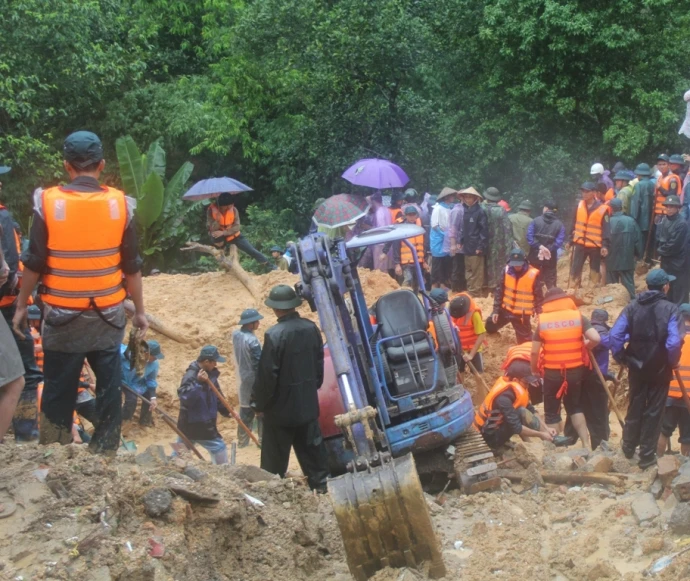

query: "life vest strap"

left=47, top=247, right=120, bottom=258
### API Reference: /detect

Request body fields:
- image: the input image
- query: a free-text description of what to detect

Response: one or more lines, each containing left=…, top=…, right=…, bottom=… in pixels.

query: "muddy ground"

left=2, top=260, right=690, bottom=580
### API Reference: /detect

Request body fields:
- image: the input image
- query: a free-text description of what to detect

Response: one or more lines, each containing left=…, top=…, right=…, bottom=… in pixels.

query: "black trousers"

left=529, top=257, right=557, bottom=289
left=607, top=270, right=636, bottom=299
left=450, top=254, right=467, bottom=293
left=563, top=370, right=610, bottom=449
left=42, top=346, right=122, bottom=454
left=261, top=419, right=330, bottom=490
left=214, top=233, right=269, bottom=264
left=122, top=387, right=155, bottom=425
left=484, top=311, right=532, bottom=344
left=622, top=373, right=669, bottom=462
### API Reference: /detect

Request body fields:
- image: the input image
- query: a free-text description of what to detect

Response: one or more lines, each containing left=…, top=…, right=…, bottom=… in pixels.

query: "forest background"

left=1, top=0, right=688, bottom=272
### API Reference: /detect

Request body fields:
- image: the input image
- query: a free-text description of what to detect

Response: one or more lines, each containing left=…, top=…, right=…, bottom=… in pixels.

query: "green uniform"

left=616, top=184, right=634, bottom=216
left=508, top=212, right=532, bottom=255
left=483, top=202, right=513, bottom=290
left=606, top=210, right=644, bottom=298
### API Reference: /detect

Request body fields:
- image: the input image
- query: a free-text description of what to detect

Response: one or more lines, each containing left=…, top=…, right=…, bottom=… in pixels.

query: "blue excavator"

left=292, top=224, right=499, bottom=581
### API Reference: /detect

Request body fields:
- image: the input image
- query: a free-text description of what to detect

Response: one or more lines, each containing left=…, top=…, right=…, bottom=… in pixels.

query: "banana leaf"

left=116, top=136, right=144, bottom=199
left=137, top=172, right=165, bottom=228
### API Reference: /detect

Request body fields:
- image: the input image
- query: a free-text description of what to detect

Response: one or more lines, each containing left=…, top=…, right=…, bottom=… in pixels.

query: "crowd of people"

left=1, top=131, right=690, bottom=489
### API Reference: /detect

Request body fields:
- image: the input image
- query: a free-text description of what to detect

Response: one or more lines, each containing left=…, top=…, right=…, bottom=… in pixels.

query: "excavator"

left=292, top=224, right=499, bottom=580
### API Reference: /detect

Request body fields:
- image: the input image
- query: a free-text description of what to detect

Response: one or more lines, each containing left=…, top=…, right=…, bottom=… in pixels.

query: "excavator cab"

left=291, top=225, right=498, bottom=580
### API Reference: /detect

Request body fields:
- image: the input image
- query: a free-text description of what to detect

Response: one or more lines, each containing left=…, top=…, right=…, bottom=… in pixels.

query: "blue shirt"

left=120, top=344, right=159, bottom=395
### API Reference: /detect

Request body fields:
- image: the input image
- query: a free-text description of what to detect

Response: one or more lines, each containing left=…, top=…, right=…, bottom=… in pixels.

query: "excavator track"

left=453, top=429, right=501, bottom=494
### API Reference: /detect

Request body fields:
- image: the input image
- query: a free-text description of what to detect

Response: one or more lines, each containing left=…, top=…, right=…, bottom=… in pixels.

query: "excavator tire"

left=430, top=312, right=458, bottom=387
left=328, top=453, right=446, bottom=580
left=453, top=428, right=501, bottom=494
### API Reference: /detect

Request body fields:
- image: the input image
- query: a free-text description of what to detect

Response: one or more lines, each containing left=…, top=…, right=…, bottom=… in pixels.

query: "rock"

left=142, top=488, right=173, bottom=517
left=89, top=566, right=112, bottom=581
left=572, top=455, right=588, bottom=469
left=657, top=455, right=680, bottom=487
left=641, top=536, right=664, bottom=555
left=135, top=445, right=168, bottom=467
left=672, top=473, right=690, bottom=502
left=550, top=512, right=572, bottom=524
left=554, top=455, right=575, bottom=472
left=227, top=464, right=275, bottom=483
left=183, top=466, right=206, bottom=482
left=565, top=448, right=591, bottom=459
left=521, top=463, right=544, bottom=488
left=582, top=455, right=613, bottom=474
left=631, top=493, right=661, bottom=524
left=649, top=478, right=663, bottom=499
left=586, top=560, right=620, bottom=580
left=668, top=502, right=690, bottom=535
left=610, top=456, right=632, bottom=474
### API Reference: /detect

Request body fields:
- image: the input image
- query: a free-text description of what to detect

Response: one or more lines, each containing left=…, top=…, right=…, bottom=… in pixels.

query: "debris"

left=631, top=493, right=661, bottom=524
left=141, top=488, right=173, bottom=517
left=183, top=466, right=207, bottom=482
left=135, top=445, right=168, bottom=467
left=668, top=503, right=690, bottom=535
left=226, top=464, right=274, bottom=483
left=148, top=538, right=165, bottom=558
left=645, top=546, right=690, bottom=574
left=453, top=540, right=463, bottom=550
left=586, top=560, right=619, bottom=580
left=581, top=454, right=613, bottom=474
left=658, top=455, right=681, bottom=487
left=650, top=478, right=663, bottom=499
left=32, top=469, right=49, bottom=483
left=641, top=536, right=664, bottom=555
left=521, top=463, right=544, bottom=488
left=167, top=483, right=219, bottom=505
left=244, top=493, right=265, bottom=507
left=672, top=473, right=690, bottom=502
left=499, top=470, right=625, bottom=487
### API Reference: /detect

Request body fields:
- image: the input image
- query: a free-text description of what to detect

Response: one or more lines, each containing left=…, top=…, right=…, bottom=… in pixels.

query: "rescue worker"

left=610, top=269, right=684, bottom=468
left=208, top=192, right=272, bottom=266
left=0, top=241, right=24, bottom=442
left=269, top=246, right=289, bottom=271
left=571, top=182, right=610, bottom=289
left=121, top=340, right=164, bottom=427
left=531, top=288, right=601, bottom=449
left=669, top=154, right=687, bottom=197
left=652, top=155, right=683, bottom=254
left=630, top=163, right=655, bottom=262
left=176, top=346, right=232, bottom=464
left=232, top=308, right=263, bottom=448
left=591, top=162, right=613, bottom=191
left=0, top=193, right=42, bottom=442
left=486, top=249, right=543, bottom=344
left=509, top=200, right=533, bottom=255
left=12, top=131, right=148, bottom=454
left=657, top=303, right=690, bottom=457
left=607, top=197, right=644, bottom=299
left=449, top=293, right=487, bottom=383
left=527, top=199, right=565, bottom=290
left=459, top=187, right=488, bottom=297
left=607, top=171, right=635, bottom=215
left=252, top=285, right=329, bottom=491
left=389, top=191, right=404, bottom=223
left=390, top=205, right=427, bottom=292
left=474, top=359, right=555, bottom=449
left=483, top=187, right=513, bottom=294
left=657, top=195, right=689, bottom=305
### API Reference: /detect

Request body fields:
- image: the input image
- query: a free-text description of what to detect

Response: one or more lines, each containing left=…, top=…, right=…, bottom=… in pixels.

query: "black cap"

left=198, top=345, right=226, bottom=362
left=591, top=309, right=609, bottom=323
left=658, top=154, right=670, bottom=163
left=543, top=287, right=570, bottom=303
left=508, top=248, right=526, bottom=267
left=646, top=269, right=676, bottom=286
left=63, top=131, right=103, bottom=169
left=429, top=288, right=449, bottom=304
left=543, top=199, right=558, bottom=211
left=580, top=181, right=597, bottom=192
left=449, top=295, right=471, bottom=318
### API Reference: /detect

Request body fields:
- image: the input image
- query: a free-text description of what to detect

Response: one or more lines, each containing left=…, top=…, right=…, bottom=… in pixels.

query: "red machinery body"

left=317, top=346, right=346, bottom=439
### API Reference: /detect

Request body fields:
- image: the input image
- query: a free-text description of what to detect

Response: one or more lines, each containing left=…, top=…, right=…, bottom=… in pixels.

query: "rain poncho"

left=232, top=328, right=262, bottom=407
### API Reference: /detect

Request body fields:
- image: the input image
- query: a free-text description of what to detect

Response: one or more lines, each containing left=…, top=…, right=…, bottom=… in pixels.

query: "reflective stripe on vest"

left=502, top=342, right=533, bottom=370
left=209, top=204, right=239, bottom=242
left=452, top=293, right=483, bottom=351
left=500, top=266, right=539, bottom=316
left=40, top=186, right=127, bottom=310
left=655, top=174, right=682, bottom=216
left=537, top=298, right=585, bottom=370
left=399, top=217, right=425, bottom=265
left=669, top=335, right=690, bottom=398
left=573, top=201, right=608, bottom=248
left=474, top=377, right=529, bottom=428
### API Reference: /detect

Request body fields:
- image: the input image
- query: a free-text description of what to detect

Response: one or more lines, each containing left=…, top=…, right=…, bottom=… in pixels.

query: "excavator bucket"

left=328, top=453, right=446, bottom=581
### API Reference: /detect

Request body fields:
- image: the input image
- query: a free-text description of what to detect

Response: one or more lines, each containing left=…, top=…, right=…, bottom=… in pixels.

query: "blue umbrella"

left=0, top=166, right=11, bottom=174
left=182, top=177, right=253, bottom=201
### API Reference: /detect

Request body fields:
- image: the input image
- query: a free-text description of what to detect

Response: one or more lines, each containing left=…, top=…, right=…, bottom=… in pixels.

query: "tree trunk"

left=123, top=300, right=191, bottom=344
left=498, top=469, right=625, bottom=487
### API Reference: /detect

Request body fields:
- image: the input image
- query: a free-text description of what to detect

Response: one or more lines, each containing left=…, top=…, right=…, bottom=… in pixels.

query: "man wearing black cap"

left=208, top=192, right=272, bottom=266
left=657, top=195, right=689, bottom=304
left=252, top=284, right=329, bottom=491
left=509, top=200, right=533, bottom=255
left=232, top=308, right=264, bottom=447
left=177, top=345, right=232, bottom=464
left=486, top=248, right=543, bottom=344
left=571, top=182, right=610, bottom=289
left=607, top=197, right=643, bottom=299
left=610, top=269, right=684, bottom=468
left=630, top=163, right=655, bottom=260
left=526, top=199, right=565, bottom=289
left=12, top=131, right=148, bottom=454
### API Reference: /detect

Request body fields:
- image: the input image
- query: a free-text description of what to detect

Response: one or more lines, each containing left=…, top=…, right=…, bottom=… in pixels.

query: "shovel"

left=466, top=357, right=490, bottom=398
left=588, top=348, right=625, bottom=429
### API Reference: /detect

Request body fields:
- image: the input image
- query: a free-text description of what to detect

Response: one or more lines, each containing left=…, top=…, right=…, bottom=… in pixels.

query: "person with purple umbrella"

left=208, top=192, right=273, bottom=268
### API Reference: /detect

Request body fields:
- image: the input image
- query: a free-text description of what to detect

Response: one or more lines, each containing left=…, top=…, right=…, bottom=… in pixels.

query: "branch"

left=123, top=300, right=191, bottom=344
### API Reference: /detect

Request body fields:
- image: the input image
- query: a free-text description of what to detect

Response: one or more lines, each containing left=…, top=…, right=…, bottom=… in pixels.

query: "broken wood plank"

left=498, top=469, right=626, bottom=487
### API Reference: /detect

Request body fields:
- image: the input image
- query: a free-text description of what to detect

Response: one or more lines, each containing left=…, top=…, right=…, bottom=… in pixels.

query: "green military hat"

left=613, top=171, right=631, bottom=181
left=662, top=194, right=682, bottom=206
left=634, top=163, right=652, bottom=177
left=269, top=245, right=283, bottom=253
left=609, top=197, right=623, bottom=211
left=669, top=154, right=685, bottom=165
left=265, top=284, right=303, bottom=309
left=483, top=187, right=501, bottom=202
left=517, top=200, right=533, bottom=211
left=404, top=188, right=418, bottom=199
left=429, top=288, right=448, bottom=304
left=238, top=308, right=264, bottom=325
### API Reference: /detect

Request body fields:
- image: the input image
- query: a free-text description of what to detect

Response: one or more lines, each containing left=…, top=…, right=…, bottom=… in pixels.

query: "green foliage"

left=239, top=205, right=298, bottom=274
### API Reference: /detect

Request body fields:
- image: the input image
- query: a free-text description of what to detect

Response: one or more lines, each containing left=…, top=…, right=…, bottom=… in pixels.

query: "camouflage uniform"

left=483, top=202, right=514, bottom=291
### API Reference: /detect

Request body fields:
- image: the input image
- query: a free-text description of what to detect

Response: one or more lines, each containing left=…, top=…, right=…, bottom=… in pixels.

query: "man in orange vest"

left=390, top=206, right=428, bottom=292
left=208, top=192, right=272, bottom=267
left=658, top=303, right=690, bottom=457
left=474, top=359, right=555, bottom=449
left=531, top=288, right=601, bottom=449
left=12, top=131, right=149, bottom=455
left=486, top=249, right=543, bottom=344
left=449, top=293, right=487, bottom=382
left=571, top=182, right=610, bottom=289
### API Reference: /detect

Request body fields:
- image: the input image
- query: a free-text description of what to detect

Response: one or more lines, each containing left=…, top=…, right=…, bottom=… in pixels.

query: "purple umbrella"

left=342, top=158, right=409, bottom=189
left=182, top=177, right=253, bottom=201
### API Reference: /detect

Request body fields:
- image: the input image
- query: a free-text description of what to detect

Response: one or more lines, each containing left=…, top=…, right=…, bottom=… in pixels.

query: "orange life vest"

left=655, top=173, right=683, bottom=216
left=31, top=327, right=44, bottom=372
left=604, top=188, right=615, bottom=202
left=389, top=207, right=403, bottom=223
left=536, top=297, right=586, bottom=370
left=209, top=203, right=239, bottom=242
left=501, top=266, right=539, bottom=316
left=474, top=377, right=529, bottom=428
left=451, top=293, right=483, bottom=351
left=502, top=342, right=532, bottom=369
left=0, top=209, right=23, bottom=308
left=40, top=186, right=127, bottom=310
left=399, top=217, right=425, bottom=265
left=669, top=334, right=690, bottom=399
left=573, top=200, right=608, bottom=248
